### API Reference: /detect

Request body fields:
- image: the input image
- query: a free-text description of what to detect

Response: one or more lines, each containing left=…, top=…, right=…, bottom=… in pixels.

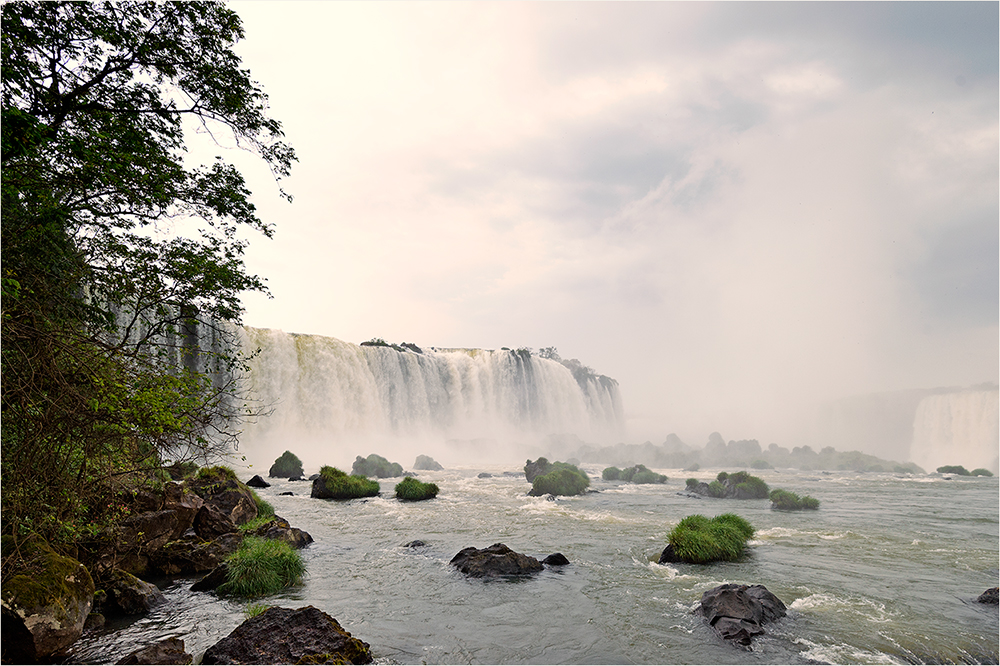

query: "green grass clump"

left=243, top=602, right=271, bottom=619
left=716, top=472, right=729, bottom=482
left=529, top=464, right=590, bottom=496
left=196, top=465, right=240, bottom=482
left=666, top=513, right=755, bottom=564
left=686, top=478, right=699, bottom=489
left=971, top=468, right=994, bottom=477
left=315, top=466, right=380, bottom=499
left=269, top=450, right=304, bottom=478
left=936, top=465, right=971, bottom=476
left=769, top=488, right=820, bottom=510
left=395, top=477, right=439, bottom=501
left=218, top=537, right=305, bottom=598
left=621, top=464, right=667, bottom=484
left=734, top=475, right=770, bottom=499
left=602, top=467, right=622, bottom=481
left=250, top=489, right=274, bottom=518
left=706, top=480, right=727, bottom=498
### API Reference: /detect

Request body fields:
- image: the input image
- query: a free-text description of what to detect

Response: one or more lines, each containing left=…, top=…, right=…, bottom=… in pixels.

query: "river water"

left=70, top=466, right=998, bottom=665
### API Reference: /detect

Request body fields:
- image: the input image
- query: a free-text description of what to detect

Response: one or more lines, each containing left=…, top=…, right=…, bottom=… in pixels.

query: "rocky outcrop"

left=542, top=553, right=570, bottom=566
left=450, top=543, right=544, bottom=578
left=190, top=563, right=230, bottom=592
left=696, top=583, right=786, bottom=646
left=118, top=637, right=193, bottom=664
left=413, top=454, right=443, bottom=471
left=185, top=475, right=257, bottom=525
left=247, top=516, right=313, bottom=549
left=978, top=587, right=999, bottom=604
left=102, top=568, right=165, bottom=616
left=149, top=533, right=243, bottom=576
left=1, top=538, right=95, bottom=662
left=201, top=605, right=372, bottom=664
left=524, top=458, right=554, bottom=483
left=194, top=504, right=239, bottom=541
left=246, top=475, right=270, bottom=488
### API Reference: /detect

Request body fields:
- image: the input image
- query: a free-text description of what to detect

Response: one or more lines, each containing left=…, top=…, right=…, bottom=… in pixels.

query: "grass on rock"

left=218, top=536, right=305, bottom=598
left=395, top=477, right=439, bottom=501
left=666, top=513, right=755, bottom=564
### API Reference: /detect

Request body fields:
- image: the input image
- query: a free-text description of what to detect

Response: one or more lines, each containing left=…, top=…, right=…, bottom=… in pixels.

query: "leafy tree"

left=1, top=2, right=294, bottom=549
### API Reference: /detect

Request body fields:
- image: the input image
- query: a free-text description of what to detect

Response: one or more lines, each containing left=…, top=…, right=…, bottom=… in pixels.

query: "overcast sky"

left=219, top=1, right=998, bottom=447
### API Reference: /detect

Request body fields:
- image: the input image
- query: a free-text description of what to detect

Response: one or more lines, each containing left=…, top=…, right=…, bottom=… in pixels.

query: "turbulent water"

left=71, top=467, right=998, bottom=665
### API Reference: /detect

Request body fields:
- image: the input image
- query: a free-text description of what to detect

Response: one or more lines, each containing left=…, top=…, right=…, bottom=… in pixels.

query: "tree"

left=1, top=2, right=294, bottom=546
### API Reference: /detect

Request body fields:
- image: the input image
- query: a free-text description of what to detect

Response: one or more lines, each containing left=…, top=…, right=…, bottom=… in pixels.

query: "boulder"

left=103, top=568, right=166, bottom=616
left=450, top=543, right=544, bottom=578
left=162, top=482, right=205, bottom=536
left=190, top=563, right=229, bottom=592
left=542, top=553, right=570, bottom=566
left=278, top=491, right=294, bottom=496
left=269, top=451, right=304, bottom=479
left=118, top=637, right=193, bottom=665
left=246, top=475, right=270, bottom=488
left=247, top=516, right=313, bottom=549
left=0, top=538, right=95, bottom=662
left=117, top=510, right=182, bottom=555
left=478, top=472, right=493, bottom=478
left=413, top=454, right=444, bottom=471
left=978, top=587, right=999, bottom=604
left=185, top=476, right=257, bottom=526
left=404, top=540, right=428, bottom=548
left=524, top=458, right=554, bottom=483
left=194, top=504, right=238, bottom=541
left=696, top=583, right=786, bottom=646
left=201, top=605, right=372, bottom=664
left=149, top=533, right=243, bottom=576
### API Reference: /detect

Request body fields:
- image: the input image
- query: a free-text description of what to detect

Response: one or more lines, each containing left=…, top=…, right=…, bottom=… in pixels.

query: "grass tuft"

left=315, top=465, right=380, bottom=499
left=769, top=488, right=820, bottom=510
left=395, top=477, right=439, bottom=501
left=218, top=536, right=305, bottom=598
left=666, top=513, right=755, bottom=564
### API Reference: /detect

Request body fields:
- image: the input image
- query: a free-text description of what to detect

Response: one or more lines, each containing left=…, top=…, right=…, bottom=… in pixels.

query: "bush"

left=395, top=477, right=439, bottom=501
left=529, top=464, right=590, bottom=497
left=602, top=467, right=623, bottom=481
left=352, top=454, right=403, bottom=478
left=734, top=476, right=770, bottom=499
left=218, top=537, right=305, bottom=598
left=313, top=466, right=380, bottom=500
left=769, top=488, right=820, bottom=510
left=750, top=459, right=773, bottom=469
left=620, top=464, right=667, bottom=484
left=196, top=465, right=240, bottom=482
left=686, top=478, right=699, bottom=489
left=706, top=480, right=727, bottom=498
left=971, top=468, right=994, bottom=477
left=666, top=513, right=755, bottom=564
left=716, top=472, right=729, bottom=482
left=936, top=465, right=971, bottom=476
left=269, top=451, right=304, bottom=478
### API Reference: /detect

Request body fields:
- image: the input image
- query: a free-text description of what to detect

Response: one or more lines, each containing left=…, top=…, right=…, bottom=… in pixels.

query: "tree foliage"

left=1, top=1, right=294, bottom=547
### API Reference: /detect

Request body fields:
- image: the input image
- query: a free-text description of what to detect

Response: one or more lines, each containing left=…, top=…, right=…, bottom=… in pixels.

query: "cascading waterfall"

left=236, top=327, right=625, bottom=470
left=909, top=387, right=999, bottom=474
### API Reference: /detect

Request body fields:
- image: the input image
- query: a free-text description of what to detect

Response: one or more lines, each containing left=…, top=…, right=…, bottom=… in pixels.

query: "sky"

left=213, top=1, right=998, bottom=449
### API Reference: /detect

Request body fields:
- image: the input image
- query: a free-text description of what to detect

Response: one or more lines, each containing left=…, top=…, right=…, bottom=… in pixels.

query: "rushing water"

left=71, top=467, right=998, bottom=665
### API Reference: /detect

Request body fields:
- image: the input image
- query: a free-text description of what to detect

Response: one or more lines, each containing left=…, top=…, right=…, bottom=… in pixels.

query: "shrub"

left=936, top=465, right=971, bottom=476
left=395, top=477, right=439, bottom=501
left=602, top=467, right=623, bottom=481
left=716, top=472, right=729, bottom=482
left=706, top=480, right=727, bottom=498
left=750, top=459, right=773, bottom=469
left=666, top=514, right=755, bottom=564
left=734, top=476, right=770, bottom=499
left=352, top=454, right=403, bottom=478
left=971, top=468, right=994, bottom=477
left=313, top=466, right=380, bottom=500
left=269, top=451, right=304, bottom=478
left=196, top=465, right=240, bottom=482
left=218, top=537, right=305, bottom=598
left=686, top=478, right=699, bottom=489
left=628, top=467, right=668, bottom=484
left=769, top=488, right=820, bottom=510
left=529, top=464, right=590, bottom=497
left=801, top=495, right=820, bottom=509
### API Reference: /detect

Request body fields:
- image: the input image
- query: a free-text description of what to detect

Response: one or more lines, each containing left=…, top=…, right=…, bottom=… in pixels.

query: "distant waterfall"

left=910, top=388, right=999, bottom=474
left=236, top=327, right=625, bottom=469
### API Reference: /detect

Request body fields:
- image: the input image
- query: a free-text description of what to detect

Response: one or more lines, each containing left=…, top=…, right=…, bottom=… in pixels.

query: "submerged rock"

left=977, top=587, right=999, bottom=604
left=696, top=583, right=787, bottom=646
left=201, top=605, right=372, bottom=664
left=118, top=637, right=193, bottom=664
left=542, top=553, right=570, bottom=566
left=103, top=568, right=165, bottom=616
left=450, top=543, right=544, bottom=578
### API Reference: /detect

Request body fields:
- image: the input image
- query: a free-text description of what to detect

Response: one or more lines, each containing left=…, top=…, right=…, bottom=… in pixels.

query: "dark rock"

left=978, top=587, right=999, bottom=604
left=191, top=562, right=229, bottom=592
left=129, top=489, right=164, bottom=513
left=118, top=637, right=193, bottom=665
left=288, top=476, right=304, bottom=482
left=162, top=482, right=205, bottom=536
left=84, top=612, right=106, bottom=633
left=404, top=540, right=428, bottom=548
left=478, top=472, right=493, bottom=478
left=201, top=605, right=372, bottom=665
left=696, top=583, right=787, bottom=646
left=279, top=491, right=294, bottom=496
left=450, top=543, right=544, bottom=578
left=117, top=510, right=181, bottom=555
left=658, top=544, right=681, bottom=564
left=246, top=475, right=270, bottom=488
left=103, top=568, right=166, bottom=615
left=414, top=454, right=444, bottom=471
left=248, top=516, right=313, bottom=549
left=149, top=533, right=243, bottom=576
left=542, top=553, right=570, bottom=566
left=524, top=458, right=554, bottom=482
left=352, top=453, right=404, bottom=478
left=184, top=476, right=257, bottom=526
left=194, top=504, right=238, bottom=541
left=308, top=474, right=320, bottom=481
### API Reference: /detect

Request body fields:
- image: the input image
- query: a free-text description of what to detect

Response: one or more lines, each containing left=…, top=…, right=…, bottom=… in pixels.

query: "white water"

left=910, top=388, right=999, bottom=474
left=236, top=328, right=625, bottom=471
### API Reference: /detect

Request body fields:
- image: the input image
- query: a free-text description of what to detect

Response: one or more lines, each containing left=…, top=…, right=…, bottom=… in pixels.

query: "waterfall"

left=236, top=327, right=625, bottom=470
left=910, top=387, right=999, bottom=474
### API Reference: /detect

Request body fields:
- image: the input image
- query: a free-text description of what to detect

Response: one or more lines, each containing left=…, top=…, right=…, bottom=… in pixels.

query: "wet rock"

left=279, top=491, right=294, bottom=496
left=478, top=472, right=493, bottom=478
left=248, top=515, right=313, bottom=549
left=185, top=476, right=257, bottom=526
left=523, top=458, right=554, bottom=483
left=414, top=454, right=444, bottom=471
left=201, top=605, right=372, bottom=664
left=194, top=504, right=238, bottom=541
left=162, top=483, right=205, bottom=535
left=696, top=583, right=787, bottom=646
left=404, top=540, right=427, bottom=548
left=658, top=543, right=681, bottom=564
left=977, top=587, right=999, bottom=604
left=542, top=553, right=570, bottom=566
left=103, top=568, right=165, bottom=615
left=246, top=475, right=270, bottom=488
left=149, top=533, right=242, bottom=576
left=118, top=637, right=193, bottom=664
left=450, top=543, right=544, bottom=578
left=190, top=562, right=229, bottom=592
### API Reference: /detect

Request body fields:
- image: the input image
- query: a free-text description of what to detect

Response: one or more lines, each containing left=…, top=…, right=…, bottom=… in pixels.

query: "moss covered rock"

left=529, top=464, right=590, bottom=497
left=769, top=488, right=820, bottom=510
left=312, top=466, right=380, bottom=500
left=269, top=451, right=304, bottom=479
left=352, top=453, right=403, bottom=478
left=395, top=477, right=439, bottom=501
left=1, top=536, right=95, bottom=661
left=659, top=513, right=755, bottom=564
left=185, top=467, right=258, bottom=526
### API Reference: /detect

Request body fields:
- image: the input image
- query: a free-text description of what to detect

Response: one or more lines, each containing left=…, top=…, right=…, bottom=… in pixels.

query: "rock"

left=117, top=510, right=182, bottom=555
left=118, top=637, right=193, bottom=665
left=201, top=605, right=372, bottom=665
left=450, top=543, right=544, bottom=578
left=269, top=451, right=305, bottom=479
left=84, top=612, right=106, bottom=633
left=404, top=540, right=428, bottom=548
left=185, top=476, right=257, bottom=526
left=978, top=587, right=999, bottom=604
left=696, top=583, right=787, bottom=646
left=193, top=504, right=238, bottom=541
left=103, top=568, right=166, bottom=615
left=149, top=533, right=243, bottom=576
left=0, top=538, right=95, bottom=662
left=658, top=544, right=681, bottom=564
left=524, top=458, right=554, bottom=483
left=414, top=454, right=444, bottom=471
left=246, top=475, right=270, bottom=488
left=190, top=563, right=229, bottom=592
left=248, top=516, right=313, bottom=549
left=478, top=472, right=493, bottom=478
left=279, top=491, right=294, bottom=496
left=308, top=474, right=320, bottom=481
left=162, top=482, right=205, bottom=536
left=352, top=453, right=404, bottom=478
left=542, top=553, right=570, bottom=566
